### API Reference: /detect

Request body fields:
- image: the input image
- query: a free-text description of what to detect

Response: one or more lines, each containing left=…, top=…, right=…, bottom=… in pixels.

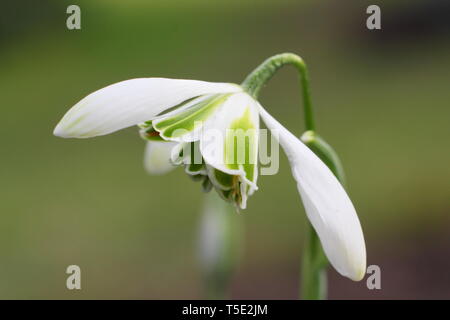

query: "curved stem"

left=241, top=53, right=315, bottom=131
left=301, top=224, right=328, bottom=299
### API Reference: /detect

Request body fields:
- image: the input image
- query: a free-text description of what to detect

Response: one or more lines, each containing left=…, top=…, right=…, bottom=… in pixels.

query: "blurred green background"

left=1, top=0, right=449, bottom=299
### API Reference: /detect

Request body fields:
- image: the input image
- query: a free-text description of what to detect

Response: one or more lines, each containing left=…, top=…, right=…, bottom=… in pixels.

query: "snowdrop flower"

left=53, top=55, right=366, bottom=281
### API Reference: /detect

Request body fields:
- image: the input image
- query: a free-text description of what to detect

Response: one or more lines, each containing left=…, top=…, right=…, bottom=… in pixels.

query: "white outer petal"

left=54, top=78, right=241, bottom=138
left=144, top=141, right=178, bottom=175
left=258, top=105, right=366, bottom=281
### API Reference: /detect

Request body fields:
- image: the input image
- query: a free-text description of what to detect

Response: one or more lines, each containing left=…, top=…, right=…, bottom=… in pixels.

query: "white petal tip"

left=53, top=124, right=68, bottom=138
left=53, top=124, right=87, bottom=139
left=339, top=252, right=366, bottom=281
left=348, top=264, right=366, bottom=282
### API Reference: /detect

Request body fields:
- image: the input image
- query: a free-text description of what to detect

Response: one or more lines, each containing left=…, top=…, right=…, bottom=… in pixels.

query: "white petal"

left=144, top=141, right=178, bottom=175
left=199, top=92, right=259, bottom=189
left=258, top=105, right=366, bottom=281
left=54, top=78, right=241, bottom=138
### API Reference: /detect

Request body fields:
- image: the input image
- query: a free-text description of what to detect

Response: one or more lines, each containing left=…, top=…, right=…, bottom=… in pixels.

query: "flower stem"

left=242, top=53, right=315, bottom=131
left=301, top=223, right=328, bottom=299
left=199, top=191, right=241, bottom=299
left=242, top=53, right=346, bottom=300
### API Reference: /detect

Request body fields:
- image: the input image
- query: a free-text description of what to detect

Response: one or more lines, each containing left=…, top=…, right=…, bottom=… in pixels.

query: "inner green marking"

left=154, top=94, right=230, bottom=138
left=140, top=121, right=165, bottom=141
left=224, top=107, right=257, bottom=183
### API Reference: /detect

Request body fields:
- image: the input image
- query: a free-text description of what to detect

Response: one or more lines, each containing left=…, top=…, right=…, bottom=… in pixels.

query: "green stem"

left=301, top=224, right=327, bottom=299
left=242, top=53, right=345, bottom=300
left=200, top=191, right=241, bottom=299
left=242, top=53, right=315, bottom=131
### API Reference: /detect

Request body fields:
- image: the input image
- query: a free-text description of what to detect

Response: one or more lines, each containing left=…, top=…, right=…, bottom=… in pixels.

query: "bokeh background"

left=1, top=0, right=449, bottom=299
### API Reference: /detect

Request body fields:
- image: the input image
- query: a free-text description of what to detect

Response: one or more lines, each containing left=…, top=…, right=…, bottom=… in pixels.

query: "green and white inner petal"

left=199, top=92, right=260, bottom=208
left=182, top=141, right=208, bottom=176
left=169, top=141, right=215, bottom=193
left=200, top=93, right=259, bottom=187
left=152, top=94, right=231, bottom=142
left=139, top=121, right=165, bottom=141
left=150, top=92, right=260, bottom=209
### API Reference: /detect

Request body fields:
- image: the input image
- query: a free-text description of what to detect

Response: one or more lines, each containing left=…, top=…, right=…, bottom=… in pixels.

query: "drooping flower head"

left=55, top=80, right=260, bottom=209
left=54, top=62, right=366, bottom=281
